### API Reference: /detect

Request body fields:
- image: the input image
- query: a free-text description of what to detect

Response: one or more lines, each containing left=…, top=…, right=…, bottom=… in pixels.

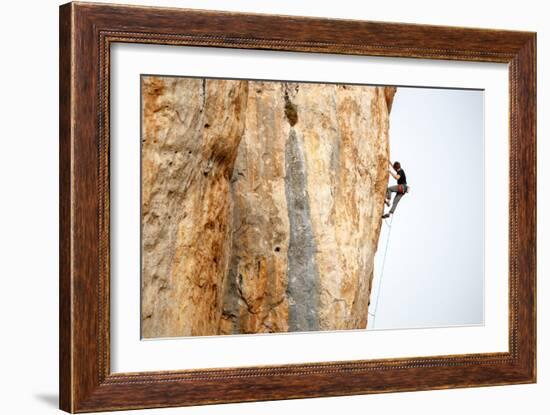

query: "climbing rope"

left=369, top=214, right=394, bottom=329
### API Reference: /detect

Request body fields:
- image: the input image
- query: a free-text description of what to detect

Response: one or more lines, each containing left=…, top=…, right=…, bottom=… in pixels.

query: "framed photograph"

left=59, top=2, right=536, bottom=412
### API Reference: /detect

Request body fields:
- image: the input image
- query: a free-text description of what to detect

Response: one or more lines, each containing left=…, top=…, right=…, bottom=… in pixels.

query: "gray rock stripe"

left=284, top=128, right=320, bottom=332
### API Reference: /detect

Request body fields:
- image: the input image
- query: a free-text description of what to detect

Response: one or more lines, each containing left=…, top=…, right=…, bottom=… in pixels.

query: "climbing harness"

left=368, top=214, right=394, bottom=329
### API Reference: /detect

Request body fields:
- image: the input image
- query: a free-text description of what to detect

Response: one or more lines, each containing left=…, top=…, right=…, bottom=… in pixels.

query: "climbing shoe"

left=384, top=198, right=390, bottom=207
left=382, top=213, right=390, bottom=219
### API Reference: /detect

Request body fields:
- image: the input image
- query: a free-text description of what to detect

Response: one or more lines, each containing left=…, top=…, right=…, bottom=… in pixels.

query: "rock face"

left=141, top=76, right=396, bottom=338
left=141, top=77, right=249, bottom=337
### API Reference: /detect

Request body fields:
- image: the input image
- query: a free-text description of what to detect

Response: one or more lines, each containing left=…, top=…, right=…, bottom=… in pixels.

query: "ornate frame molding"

left=60, top=2, right=536, bottom=412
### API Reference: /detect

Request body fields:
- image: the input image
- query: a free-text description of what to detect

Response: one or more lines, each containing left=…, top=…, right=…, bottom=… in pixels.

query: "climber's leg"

left=390, top=193, right=404, bottom=214
left=383, top=186, right=402, bottom=218
left=385, top=185, right=398, bottom=205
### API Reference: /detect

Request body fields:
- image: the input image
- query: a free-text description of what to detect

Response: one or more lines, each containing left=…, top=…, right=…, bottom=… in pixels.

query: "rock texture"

left=141, top=76, right=396, bottom=338
left=141, top=77, right=249, bottom=337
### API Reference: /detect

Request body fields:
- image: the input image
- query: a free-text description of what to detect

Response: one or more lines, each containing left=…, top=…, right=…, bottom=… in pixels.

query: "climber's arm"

left=388, top=162, right=401, bottom=180
left=389, top=169, right=401, bottom=180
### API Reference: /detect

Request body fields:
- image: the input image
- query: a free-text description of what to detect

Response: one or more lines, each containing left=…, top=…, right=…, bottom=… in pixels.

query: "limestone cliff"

left=141, top=76, right=396, bottom=338
left=141, top=77, right=249, bottom=337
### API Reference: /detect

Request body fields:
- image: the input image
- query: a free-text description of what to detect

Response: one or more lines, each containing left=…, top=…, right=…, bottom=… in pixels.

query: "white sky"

left=368, top=86, right=484, bottom=330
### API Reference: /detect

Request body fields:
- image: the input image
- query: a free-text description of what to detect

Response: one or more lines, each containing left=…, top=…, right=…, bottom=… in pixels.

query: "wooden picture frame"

left=59, top=2, right=536, bottom=412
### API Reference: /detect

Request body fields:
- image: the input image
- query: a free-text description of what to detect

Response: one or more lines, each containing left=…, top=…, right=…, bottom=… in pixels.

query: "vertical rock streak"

left=285, top=129, right=320, bottom=332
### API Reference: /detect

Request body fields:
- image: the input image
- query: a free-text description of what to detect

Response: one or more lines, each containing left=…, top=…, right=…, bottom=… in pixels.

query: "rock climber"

left=382, top=160, right=409, bottom=219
